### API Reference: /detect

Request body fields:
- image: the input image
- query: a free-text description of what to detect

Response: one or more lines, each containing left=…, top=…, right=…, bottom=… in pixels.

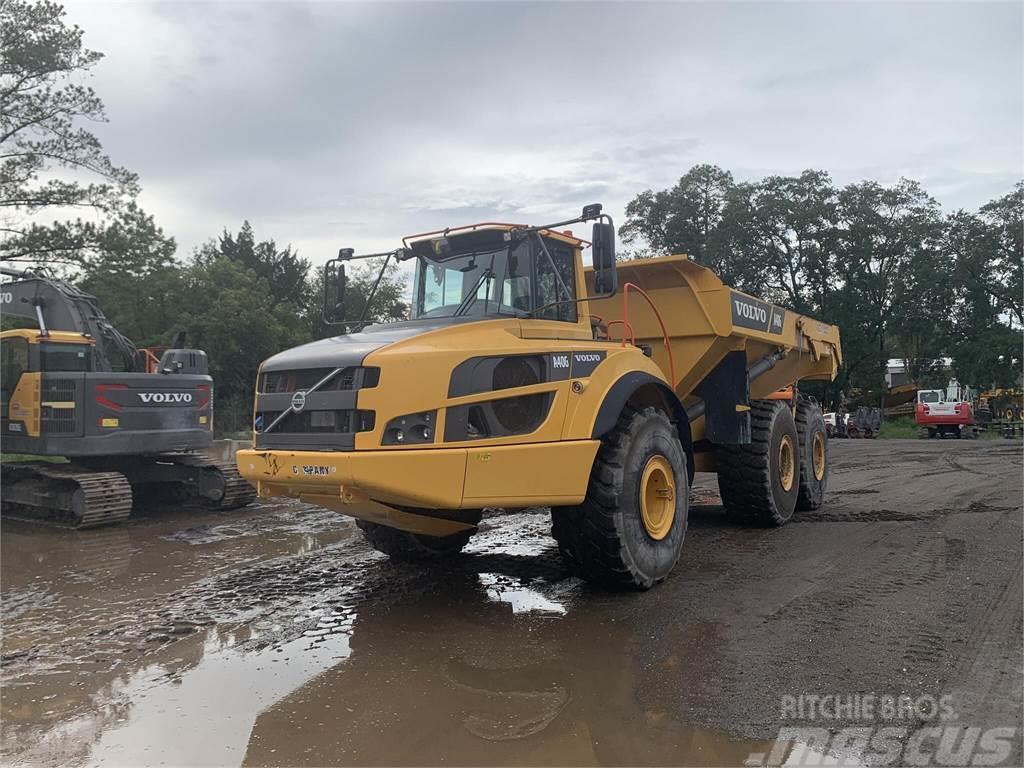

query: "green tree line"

left=621, top=165, right=1022, bottom=407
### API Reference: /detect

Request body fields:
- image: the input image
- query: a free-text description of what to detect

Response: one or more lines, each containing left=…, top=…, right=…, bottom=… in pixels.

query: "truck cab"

left=243, top=215, right=639, bottom=521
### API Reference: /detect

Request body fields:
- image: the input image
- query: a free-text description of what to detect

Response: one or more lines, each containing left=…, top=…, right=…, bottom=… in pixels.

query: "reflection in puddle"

left=87, top=627, right=353, bottom=767
left=478, top=572, right=568, bottom=615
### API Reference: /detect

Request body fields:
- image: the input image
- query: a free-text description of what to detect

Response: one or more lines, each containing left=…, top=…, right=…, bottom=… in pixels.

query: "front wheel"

left=552, top=406, right=689, bottom=590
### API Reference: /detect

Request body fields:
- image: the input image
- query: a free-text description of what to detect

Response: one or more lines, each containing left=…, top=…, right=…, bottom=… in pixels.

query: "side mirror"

left=323, top=258, right=348, bottom=323
left=592, top=221, right=617, bottom=295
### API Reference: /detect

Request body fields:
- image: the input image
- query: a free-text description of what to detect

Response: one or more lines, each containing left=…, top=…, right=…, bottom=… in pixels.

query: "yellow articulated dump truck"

left=237, top=204, right=841, bottom=589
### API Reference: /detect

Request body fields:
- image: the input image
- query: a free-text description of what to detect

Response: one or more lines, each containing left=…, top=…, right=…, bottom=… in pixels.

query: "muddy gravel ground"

left=1, top=439, right=1021, bottom=767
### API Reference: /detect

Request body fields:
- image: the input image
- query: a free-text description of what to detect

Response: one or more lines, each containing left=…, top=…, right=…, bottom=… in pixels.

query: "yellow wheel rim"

left=779, top=434, right=796, bottom=492
left=812, top=431, right=826, bottom=481
left=640, top=455, right=675, bottom=540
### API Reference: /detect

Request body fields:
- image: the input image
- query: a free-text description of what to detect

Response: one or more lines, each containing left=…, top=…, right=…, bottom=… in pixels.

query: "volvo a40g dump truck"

left=238, top=204, right=841, bottom=588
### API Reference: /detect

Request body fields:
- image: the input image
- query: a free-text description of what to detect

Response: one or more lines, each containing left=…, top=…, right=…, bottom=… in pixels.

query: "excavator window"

left=40, top=343, right=93, bottom=373
left=1, top=337, right=29, bottom=415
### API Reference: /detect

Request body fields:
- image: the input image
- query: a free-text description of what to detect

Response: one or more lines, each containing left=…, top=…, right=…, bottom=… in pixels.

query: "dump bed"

left=586, top=255, right=842, bottom=409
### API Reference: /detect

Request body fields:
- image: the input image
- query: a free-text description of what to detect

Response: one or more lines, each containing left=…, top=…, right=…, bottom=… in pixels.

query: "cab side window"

left=1, top=337, right=29, bottom=413
left=534, top=241, right=577, bottom=322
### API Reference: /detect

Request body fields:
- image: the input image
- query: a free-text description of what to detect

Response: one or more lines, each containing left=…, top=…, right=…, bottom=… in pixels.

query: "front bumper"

left=236, top=440, right=599, bottom=512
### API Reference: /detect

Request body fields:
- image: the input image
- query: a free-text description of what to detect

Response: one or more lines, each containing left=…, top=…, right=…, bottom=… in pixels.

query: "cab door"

left=1, top=336, right=37, bottom=437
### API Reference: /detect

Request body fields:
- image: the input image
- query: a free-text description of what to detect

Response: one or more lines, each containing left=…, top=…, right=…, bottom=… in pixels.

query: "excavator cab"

left=1, top=330, right=98, bottom=441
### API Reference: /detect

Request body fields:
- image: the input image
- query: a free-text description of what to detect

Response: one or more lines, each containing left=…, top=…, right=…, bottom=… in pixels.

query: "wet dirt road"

left=2, top=439, right=1021, bottom=766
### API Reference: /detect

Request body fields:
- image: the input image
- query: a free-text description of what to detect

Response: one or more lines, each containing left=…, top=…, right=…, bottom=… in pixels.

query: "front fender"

left=561, top=350, right=693, bottom=479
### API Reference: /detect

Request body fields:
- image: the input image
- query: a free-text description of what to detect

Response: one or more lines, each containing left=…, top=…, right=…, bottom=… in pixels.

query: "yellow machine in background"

left=237, top=204, right=841, bottom=589
left=977, top=388, right=1023, bottom=423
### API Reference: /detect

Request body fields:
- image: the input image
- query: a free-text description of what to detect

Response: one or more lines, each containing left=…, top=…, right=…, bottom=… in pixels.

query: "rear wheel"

left=551, top=406, right=688, bottom=590
left=717, top=400, right=800, bottom=526
left=796, top=401, right=829, bottom=511
left=356, top=509, right=482, bottom=561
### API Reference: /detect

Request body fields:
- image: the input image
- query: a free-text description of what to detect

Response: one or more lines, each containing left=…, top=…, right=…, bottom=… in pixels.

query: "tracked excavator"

left=0, top=266, right=255, bottom=528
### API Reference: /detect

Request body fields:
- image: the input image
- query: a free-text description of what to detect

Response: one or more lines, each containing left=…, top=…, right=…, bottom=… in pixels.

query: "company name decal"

left=138, top=392, right=193, bottom=404
left=731, top=291, right=785, bottom=335
left=570, top=350, right=606, bottom=377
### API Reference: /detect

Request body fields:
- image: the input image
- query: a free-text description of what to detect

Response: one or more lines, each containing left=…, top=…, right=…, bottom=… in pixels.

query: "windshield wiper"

left=454, top=268, right=494, bottom=317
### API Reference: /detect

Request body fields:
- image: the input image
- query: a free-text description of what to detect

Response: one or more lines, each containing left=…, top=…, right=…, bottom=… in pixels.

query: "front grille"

left=41, top=406, right=77, bottom=434
left=41, top=378, right=79, bottom=435
left=260, top=367, right=379, bottom=394
left=255, top=365, right=378, bottom=451
left=256, top=409, right=375, bottom=435
left=42, top=379, right=76, bottom=400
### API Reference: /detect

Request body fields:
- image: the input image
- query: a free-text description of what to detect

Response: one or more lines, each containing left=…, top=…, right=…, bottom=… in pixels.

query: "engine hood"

left=260, top=316, right=485, bottom=372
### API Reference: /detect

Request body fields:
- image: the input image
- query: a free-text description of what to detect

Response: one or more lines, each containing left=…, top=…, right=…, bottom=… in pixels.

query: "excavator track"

left=1, top=463, right=133, bottom=529
left=161, top=453, right=257, bottom=509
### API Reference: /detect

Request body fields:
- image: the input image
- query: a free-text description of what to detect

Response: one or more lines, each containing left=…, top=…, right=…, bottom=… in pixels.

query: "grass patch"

left=878, top=416, right=919, bottom=439
left=0, top=453, right=68, bottom=464
left=879, top=416, right=1013, bottom=440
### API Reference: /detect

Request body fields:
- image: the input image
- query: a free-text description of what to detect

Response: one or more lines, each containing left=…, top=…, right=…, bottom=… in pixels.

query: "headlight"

left=382, top=410, right=436, bottom=445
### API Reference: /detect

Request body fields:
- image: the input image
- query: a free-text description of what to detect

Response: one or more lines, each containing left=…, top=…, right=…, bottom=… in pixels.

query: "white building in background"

left=885, top=358, right=953, bottom=388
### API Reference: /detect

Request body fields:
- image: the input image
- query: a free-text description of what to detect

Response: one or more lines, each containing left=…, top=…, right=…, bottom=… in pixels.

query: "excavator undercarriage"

left=1, top=454, right=254, bottom=529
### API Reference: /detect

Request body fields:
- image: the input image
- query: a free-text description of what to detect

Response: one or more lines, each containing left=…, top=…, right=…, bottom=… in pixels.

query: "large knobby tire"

left=356, top=509, right=482, bottom=561
left=551, top=406, right=689, bottom=590
left=717, top=400, right=800, bottom=526
left=795, top=401, right=829, bottom=511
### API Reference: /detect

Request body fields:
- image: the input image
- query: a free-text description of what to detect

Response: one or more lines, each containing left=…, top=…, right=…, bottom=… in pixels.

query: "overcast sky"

left=65, top=0, right=1022, bottom=264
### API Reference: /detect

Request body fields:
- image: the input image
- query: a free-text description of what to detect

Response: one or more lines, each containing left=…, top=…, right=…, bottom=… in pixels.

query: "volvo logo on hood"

left=291, top=390, right=307, bottom=412
left=138, top=392, right=193, bottom=404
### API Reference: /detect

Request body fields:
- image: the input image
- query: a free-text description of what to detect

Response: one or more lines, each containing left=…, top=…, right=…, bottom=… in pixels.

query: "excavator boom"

left=0, top=267, right=137, bottom=372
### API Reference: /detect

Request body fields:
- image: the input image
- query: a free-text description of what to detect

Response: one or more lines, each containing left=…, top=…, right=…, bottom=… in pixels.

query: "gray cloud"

left=66, top=0, right=1022, bottom=261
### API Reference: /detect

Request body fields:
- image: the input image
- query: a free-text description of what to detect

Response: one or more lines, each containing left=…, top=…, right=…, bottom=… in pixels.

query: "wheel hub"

left=640, top=455, right=675, bottom=540
left=812, top=431, right=826, bottom=481
left=779, top=434, right=796, bottom=492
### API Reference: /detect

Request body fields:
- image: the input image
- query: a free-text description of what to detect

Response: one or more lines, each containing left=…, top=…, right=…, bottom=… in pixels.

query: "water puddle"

left=3, top=505, right=872, bottom=768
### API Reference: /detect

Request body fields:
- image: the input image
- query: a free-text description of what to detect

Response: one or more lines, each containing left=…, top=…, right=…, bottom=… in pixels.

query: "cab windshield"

left=411, top=243, right=531, bottom=320
left=918, top=391, right=941, bottom=404
left=410, top=235, right=578, bottom=322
